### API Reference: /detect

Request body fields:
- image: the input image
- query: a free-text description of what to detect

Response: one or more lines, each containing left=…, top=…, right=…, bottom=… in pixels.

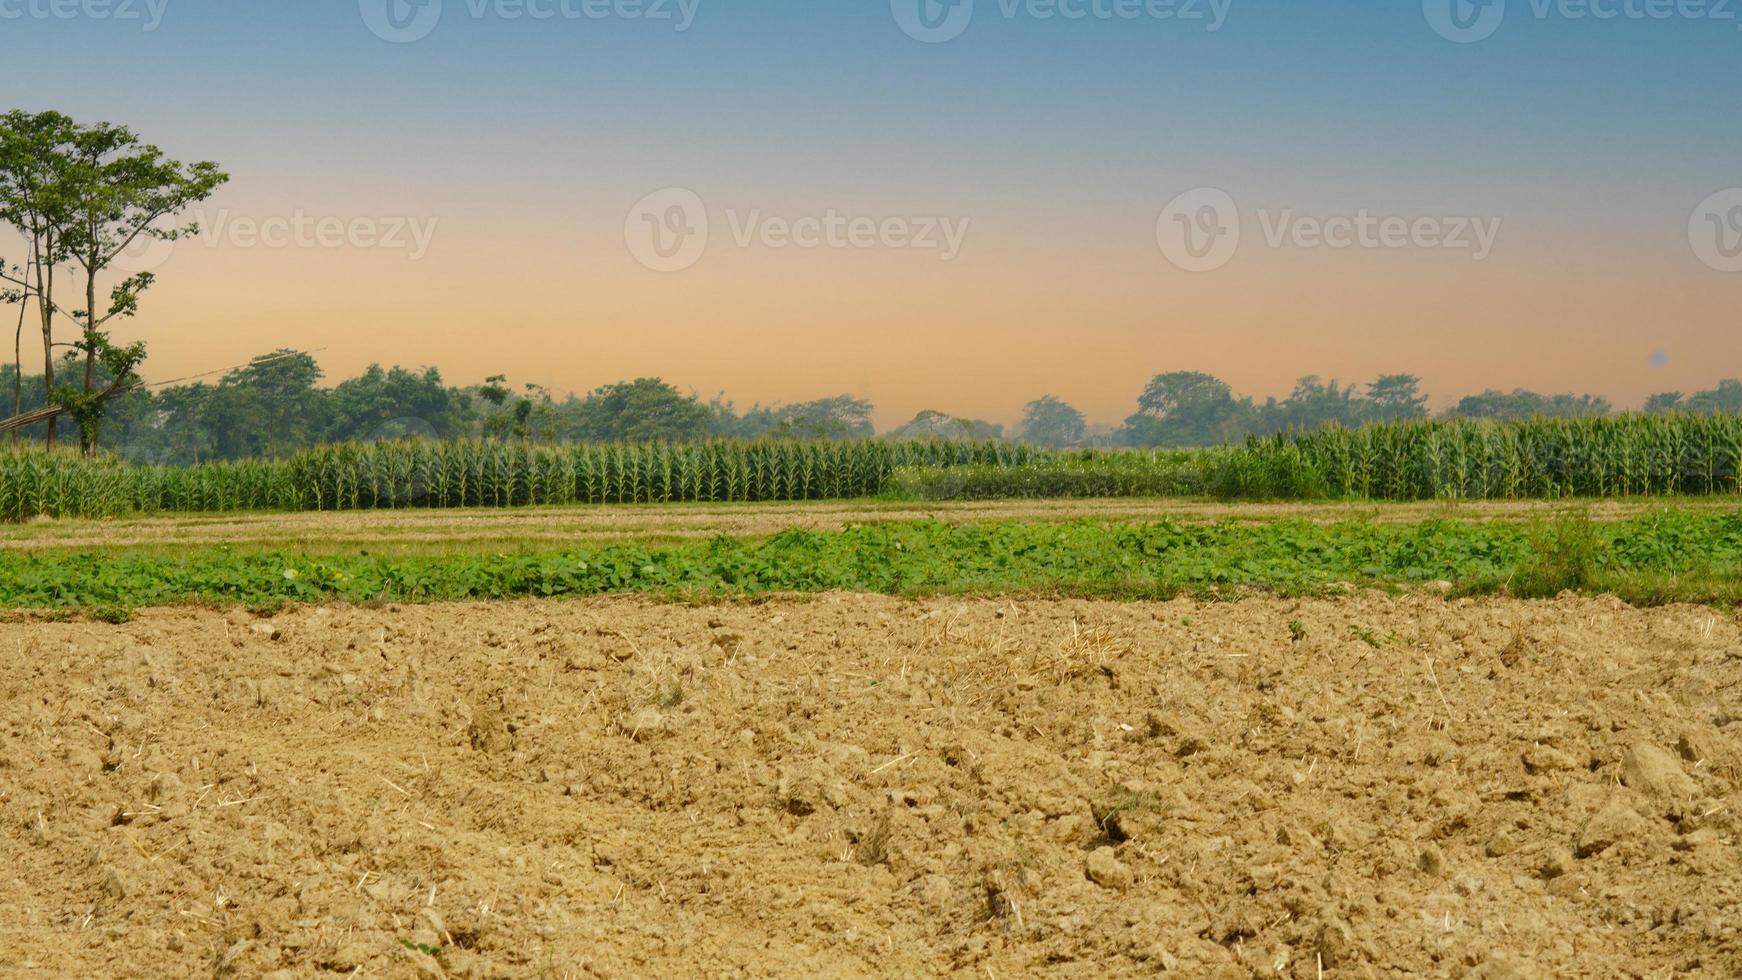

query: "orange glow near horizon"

left=54, top=199, right=1731, bottom=432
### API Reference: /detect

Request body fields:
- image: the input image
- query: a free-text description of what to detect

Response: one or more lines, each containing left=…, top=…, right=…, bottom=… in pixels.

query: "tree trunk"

left=81, top=256, right=97, bottom=454
left=36, top=239, right=54, bottom=450
left=10, top=297, right=23, bottom=445
left=10, top=264, right=24, bottom=446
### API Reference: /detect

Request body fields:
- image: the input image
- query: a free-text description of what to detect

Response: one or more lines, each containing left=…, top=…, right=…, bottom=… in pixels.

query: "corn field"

left=1213, top=414, right=1742, bottom=500
left=0, top=439, right=1042, bottom=522
left=3, top=415, right=1740, bottom=522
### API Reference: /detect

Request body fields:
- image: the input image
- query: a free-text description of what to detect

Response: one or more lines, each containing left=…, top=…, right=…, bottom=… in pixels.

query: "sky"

left=3, top=0, right=1740, bottom=429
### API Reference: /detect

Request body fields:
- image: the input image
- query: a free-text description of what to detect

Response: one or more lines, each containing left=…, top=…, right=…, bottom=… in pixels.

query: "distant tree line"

left=2, top=352, right=1735, bottom=463
left=0, top=352, right=882, bottom=464
left=1106, top=372, right=1627, bottom=449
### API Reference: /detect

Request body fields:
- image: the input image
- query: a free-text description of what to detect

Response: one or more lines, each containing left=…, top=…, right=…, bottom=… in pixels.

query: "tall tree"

left=1280, top=376, right=1367, bottom=431
left=213, top=350, right=328, bottom=458
left=1450, top=389, right=1610, bottom=422
left=709, top=395, right=877, bottom=440
left=1643, top=392, right=1685, bottom=415
left=0, top=110, right=78, bottom=447
left=1121, top=371, right=1246, bottom=447
left=888, top=410, right=1004, bottom=441
left=324, top=364, right=472, bottom=442
left=1, top=254, right=27, bottom=436
left=1019, top=395, right=1087, bottom=447
left=54, top=118, right=226, bottom=452
left=1685, top=379, right=1742, bottom=414
left=1366, top=374, right=1429, bottom=422
left=565, top=378, right=713, bottom=443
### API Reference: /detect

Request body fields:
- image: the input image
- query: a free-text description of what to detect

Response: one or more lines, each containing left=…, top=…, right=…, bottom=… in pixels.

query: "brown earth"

left=1, top=594, right=1739, bottom=978
left=3, top=497, right=1724, bottom=554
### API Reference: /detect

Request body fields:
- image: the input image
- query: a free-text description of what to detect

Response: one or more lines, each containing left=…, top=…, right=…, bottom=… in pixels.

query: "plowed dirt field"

left=2, top=594, right=1738, bottom=977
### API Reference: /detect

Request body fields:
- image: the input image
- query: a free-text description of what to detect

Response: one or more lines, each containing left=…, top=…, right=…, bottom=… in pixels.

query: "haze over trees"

left=0, top=352, right=1729, bottom=464
left=1111, top=372, right=1440, bottom=448
left=1449, top=389, right=1612, bottom=422
left=710, top=395, right=876, bottom=441
left=887, top=410, right=1004, bottom=441
left=1641, top=380, right=1742, bottom=416
left=1019, top=396, right=1087, bottom=448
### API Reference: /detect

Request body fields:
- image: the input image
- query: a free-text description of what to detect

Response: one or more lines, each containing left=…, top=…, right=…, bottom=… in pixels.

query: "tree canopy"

left=7, top=350, right=1733, bottom=460
left=564, top=378, right=714, bottom=443
left=888, top=410, right=1004, bottom=441
left=1, top=109, right=226, bottom=451
left=1019, top=396, right=1086, bottom=448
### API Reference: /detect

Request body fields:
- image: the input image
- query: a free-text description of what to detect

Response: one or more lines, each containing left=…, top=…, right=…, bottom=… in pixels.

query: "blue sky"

left=4, top=0, right=1739, bottom=422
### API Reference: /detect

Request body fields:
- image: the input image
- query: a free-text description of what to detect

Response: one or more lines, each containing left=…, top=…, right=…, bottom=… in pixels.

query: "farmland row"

left=2, top=414, right=1739, bottom=522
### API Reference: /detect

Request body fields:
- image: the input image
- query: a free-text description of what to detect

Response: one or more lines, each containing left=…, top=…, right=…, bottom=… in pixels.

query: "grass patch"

left=1508, top=511, right=1603, bottom=598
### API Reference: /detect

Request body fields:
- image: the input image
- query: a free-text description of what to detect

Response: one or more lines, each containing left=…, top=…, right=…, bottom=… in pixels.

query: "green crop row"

left=2, top=413, right=1740, bottom=522
left=0, top=439, right=1041, bottom=522
left=1216, top=413, right=1742, bottom=500
left=7, top=510, right=1741, bottom=610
